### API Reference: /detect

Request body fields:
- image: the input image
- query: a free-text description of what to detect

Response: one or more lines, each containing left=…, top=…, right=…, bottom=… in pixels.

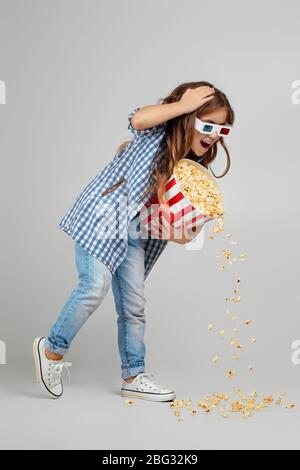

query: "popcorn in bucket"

left=139, top=159, right=224, bottom=239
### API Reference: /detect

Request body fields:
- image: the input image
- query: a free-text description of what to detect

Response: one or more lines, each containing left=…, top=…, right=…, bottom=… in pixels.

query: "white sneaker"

left=33, top=337, right=72, bottom=399
left=121, top=371, right=176, bottom=402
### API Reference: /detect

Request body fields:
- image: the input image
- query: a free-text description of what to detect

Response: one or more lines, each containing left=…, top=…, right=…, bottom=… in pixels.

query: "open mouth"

left=200, top=140, right=210, bottom=149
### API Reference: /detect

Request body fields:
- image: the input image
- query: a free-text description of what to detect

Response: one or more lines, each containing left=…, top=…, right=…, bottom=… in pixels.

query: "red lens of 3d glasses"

left=219, top=127, right=231, bottom=136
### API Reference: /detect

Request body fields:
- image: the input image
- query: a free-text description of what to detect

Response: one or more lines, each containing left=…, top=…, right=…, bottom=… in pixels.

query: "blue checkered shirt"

left=58, top=107, right=169, bottom=280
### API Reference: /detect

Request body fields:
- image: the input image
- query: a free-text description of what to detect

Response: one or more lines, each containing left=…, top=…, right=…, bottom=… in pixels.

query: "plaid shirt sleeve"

left=128, top=107, right=166, bottom=138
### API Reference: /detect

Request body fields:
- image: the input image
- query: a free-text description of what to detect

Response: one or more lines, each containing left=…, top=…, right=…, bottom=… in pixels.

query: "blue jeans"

left=45, top=216, right=147, bottom=379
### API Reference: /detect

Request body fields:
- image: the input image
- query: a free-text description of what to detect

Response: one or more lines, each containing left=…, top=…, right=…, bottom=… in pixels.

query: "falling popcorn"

left=229, top=339, right=242, bottom=349
left=197, top=401, right=212, bottom=413
left=216, top=394, right=229, bottom=401
left=227, top=370, right=236, bottom=379
left=275, top=392, right=286, bottom=405
left=222, top=249, right=232, bottom=260
left=164, top=184, right=297, bottom=424
left=232, top=401, right=243, bottom=412
left=125, top=400, right=134, bottom=406
left=263, top=396, right=274, bottom=405
left=286, top=403, right=295, bottom=410
left=210, top=397, right=222, bottom=406
left=169, top=390, right=295, bottom=421
left=220, top=409, right=230, bottom=419
left=235, top=389, right=246, bottom=400
left=211, top=217, right=224, bottom=233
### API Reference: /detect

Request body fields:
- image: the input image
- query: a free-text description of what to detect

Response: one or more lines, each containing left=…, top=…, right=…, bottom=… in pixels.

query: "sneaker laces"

left=48, top=361, right=72, bottom=388
left=140, top=372, right=154, bottom=381
left=139, top=372, right=163, bottom=391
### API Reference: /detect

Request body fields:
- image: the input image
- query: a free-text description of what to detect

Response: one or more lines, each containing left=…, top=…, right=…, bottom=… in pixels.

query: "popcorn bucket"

left=139, top=158, right=223, bottom=239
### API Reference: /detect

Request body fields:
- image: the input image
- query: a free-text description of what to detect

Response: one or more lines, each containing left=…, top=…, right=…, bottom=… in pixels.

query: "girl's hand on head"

left=179, top=86, right=215, bottom=114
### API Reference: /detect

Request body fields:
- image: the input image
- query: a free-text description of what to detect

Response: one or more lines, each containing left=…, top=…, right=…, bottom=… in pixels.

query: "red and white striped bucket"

left=139, top=158, right=223, bottom=239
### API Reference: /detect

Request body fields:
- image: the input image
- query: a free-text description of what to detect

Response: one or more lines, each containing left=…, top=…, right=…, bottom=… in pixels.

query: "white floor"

left=0, top=366, right=299, bottom=450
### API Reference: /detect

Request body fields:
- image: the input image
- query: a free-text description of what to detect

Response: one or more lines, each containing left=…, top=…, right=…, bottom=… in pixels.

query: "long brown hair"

left=117, top=81, right=235, bottom=205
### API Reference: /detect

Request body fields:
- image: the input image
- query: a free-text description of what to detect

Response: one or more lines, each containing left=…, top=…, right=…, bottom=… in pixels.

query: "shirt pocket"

left=100, top=177, right=127, bottom=196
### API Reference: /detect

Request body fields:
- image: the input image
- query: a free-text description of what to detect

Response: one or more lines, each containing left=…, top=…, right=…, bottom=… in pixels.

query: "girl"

left=33, top=81, right=235, bottom=402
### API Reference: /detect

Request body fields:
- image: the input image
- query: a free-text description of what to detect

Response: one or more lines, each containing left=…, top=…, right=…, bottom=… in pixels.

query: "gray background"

left=0, top=0, right=299, bottom=450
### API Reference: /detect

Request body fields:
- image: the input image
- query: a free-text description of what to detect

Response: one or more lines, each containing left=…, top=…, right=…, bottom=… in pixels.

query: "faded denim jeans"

left=45, top=215, right=147, bottom=379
